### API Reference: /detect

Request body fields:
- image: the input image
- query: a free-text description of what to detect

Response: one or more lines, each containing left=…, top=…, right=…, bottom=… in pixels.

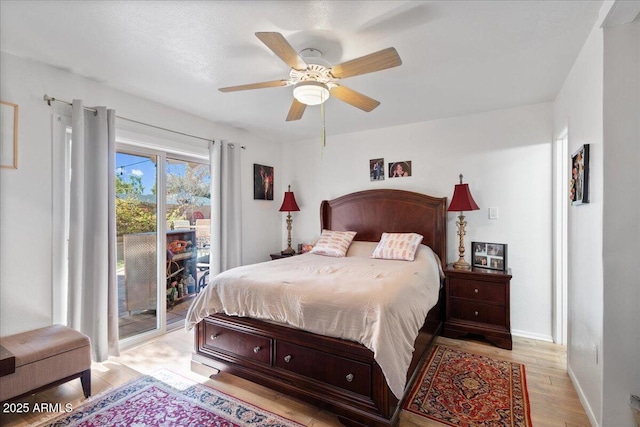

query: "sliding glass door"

left=116, top=150, right=159, bottom=340
left=115, top=146, right=211, bottom=341
left=165, top=157, right=211, bottom=328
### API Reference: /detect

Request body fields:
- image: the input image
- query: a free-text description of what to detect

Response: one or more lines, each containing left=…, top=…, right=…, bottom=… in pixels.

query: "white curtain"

left=68, top=100, right=118, bottom=361
left=209, top=140, right=242, bottom=276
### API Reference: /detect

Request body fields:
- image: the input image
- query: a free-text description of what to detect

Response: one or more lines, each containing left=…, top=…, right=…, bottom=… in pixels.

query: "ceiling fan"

left=219, top=32, right=402, bottom=121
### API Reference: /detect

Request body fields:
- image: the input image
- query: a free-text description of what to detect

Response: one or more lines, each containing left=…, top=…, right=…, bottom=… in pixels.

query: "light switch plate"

left=489, top=207, right=499, bottom=219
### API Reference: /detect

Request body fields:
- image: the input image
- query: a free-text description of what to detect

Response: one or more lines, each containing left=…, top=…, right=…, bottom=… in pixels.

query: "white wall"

left=602, top=19, right=640, bottom=427
left=0, top=52, right=282, bottom=336
left=553, top=10, right=640, bottom=426
left=553, top=15, right=604, bottom=425
left=282, top=102, right=554, bottom=341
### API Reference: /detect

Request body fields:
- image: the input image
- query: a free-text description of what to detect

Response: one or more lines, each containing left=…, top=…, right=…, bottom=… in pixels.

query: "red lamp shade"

left=279, top=186, right=300, bottom=212
left=448, top=183, right=479, bottom=212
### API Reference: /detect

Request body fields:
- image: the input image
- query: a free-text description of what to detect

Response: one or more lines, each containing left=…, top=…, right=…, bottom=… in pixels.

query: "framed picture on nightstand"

left=472, top=241, right=508, bottom=272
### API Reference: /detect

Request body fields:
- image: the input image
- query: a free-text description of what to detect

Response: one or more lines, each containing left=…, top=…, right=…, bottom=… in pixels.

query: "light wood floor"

left=0, top=330, right=591, bottom=427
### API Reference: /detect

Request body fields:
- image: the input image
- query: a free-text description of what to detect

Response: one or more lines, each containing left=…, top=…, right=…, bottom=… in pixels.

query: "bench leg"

left=80, top=369, right=91, bottom=398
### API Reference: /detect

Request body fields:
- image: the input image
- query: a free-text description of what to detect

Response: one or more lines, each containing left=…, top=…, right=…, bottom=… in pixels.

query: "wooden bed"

left=191, top=189, right=447, bottom=427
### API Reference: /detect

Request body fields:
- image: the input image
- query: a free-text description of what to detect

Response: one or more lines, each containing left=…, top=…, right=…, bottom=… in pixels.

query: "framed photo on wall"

left=472, top=242, right=508, bottom=272
left=253, top=163, right=274, bottom=200
left=570, top=144, right=589, bottom=206
left=369, top=158, right=385, bottom=181
left=389, top=160, right=411, bottom=178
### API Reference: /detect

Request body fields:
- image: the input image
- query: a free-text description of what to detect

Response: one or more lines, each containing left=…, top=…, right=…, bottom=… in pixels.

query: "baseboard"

left=568, top=364, right=599, bottom=427
left=511, top=329, right=554, bottom=343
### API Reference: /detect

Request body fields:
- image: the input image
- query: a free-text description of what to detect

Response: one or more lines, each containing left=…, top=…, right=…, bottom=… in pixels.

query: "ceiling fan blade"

left=330, top=47, right=402, bottom=79
left=286, top=99, right=307, bottom=121
left=255, top=32, right=307, bottom=71
left=219, top=80, right=289, bottom=92
left=330, top=85, right=380, bottom=112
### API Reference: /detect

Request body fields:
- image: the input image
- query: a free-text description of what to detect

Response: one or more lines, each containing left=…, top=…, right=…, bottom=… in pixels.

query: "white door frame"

left=552, top=128, right=569, bottom=345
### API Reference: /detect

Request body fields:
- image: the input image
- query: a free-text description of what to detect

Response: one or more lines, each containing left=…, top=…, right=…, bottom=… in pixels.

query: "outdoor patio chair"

left=196, top=254, right=210, bottom=293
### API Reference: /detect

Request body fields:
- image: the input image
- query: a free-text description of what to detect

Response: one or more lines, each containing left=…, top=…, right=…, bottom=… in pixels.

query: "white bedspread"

left=185, top=241, right=442, bottom=399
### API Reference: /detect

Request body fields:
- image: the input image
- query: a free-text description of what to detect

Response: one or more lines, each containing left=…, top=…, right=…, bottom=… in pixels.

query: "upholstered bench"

left=0, top=324, right=91, bottom=402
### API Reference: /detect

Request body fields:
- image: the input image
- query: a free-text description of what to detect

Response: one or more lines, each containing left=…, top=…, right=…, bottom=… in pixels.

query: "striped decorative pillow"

left=371, top=232, right=424, bottom=261
left=311, top=229, right=357, bottom=257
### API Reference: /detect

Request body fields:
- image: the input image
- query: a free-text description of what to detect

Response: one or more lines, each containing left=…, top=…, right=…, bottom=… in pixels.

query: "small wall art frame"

left=0, top=101, right=19, bottom=169
left=389, top=160, right=411, bottom=178
left=253, top=163, right=274, bottom=200
left=570, top=144, right=589, bottom=206
left=369, top=158, right=385, bottom=181
left=472, top=241, right=508, bottom=272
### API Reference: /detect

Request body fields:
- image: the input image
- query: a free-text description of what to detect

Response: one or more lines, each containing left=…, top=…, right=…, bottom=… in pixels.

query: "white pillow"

left=371, top=232, right=424, bottom=261
left=311, top=229, right=357, bottom=257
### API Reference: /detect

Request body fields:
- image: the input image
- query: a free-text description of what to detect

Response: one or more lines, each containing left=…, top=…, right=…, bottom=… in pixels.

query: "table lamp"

left=448, top=174, right=480, bottom=269
left=279, top=185, right=301, bottom=255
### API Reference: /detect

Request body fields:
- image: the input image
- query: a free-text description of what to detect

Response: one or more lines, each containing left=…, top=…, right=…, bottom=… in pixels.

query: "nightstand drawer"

left=449, top=278, right=506, bottom=304
left=449, top=298, right=507, bottom=326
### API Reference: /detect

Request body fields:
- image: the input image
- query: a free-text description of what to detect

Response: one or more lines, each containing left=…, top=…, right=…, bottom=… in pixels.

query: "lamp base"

left=282, top=212, right=296, bottom=256
left=453, top=212, right=471, bottom=270
left=452, top=258, right=471, bottom=270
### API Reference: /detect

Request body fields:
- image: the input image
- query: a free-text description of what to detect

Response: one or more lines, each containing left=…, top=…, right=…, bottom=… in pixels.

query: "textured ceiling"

left=0, top=1, right=603, bottom=142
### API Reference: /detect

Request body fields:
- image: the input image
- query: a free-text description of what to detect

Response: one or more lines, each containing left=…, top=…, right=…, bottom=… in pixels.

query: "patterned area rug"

left=405, top=345, right=532, bottom=426
left=40, top=369, right=304, bottom=427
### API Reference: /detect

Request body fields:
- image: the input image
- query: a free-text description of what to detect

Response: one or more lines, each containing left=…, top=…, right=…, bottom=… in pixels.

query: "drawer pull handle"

left=474, top=288, right=479, bottom=293
left=474, top=311, right=479, bottom=316
left=210, top=333, right=219, bottom=340
left=345, top=374, right=354, bottom=383
left=284, top=355, right=292, bottom=363
left=253, top=346, right=261, bottom=353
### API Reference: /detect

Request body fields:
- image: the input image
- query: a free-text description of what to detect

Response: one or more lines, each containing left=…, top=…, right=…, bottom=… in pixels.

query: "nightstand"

left=443, top=265, right=512, bottom=350
left=270, top=252, right=299, bottom=260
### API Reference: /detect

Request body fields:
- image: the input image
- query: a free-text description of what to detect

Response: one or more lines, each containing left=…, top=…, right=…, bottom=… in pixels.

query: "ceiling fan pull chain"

left=321, top=91, right=326, bottom=148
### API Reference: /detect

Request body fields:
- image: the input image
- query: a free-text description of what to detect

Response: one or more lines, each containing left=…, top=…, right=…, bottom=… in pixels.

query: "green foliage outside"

left=116, top=162, right=210, bottom=236
left=116, top=174, right=155, bottom=236
left=116, top=173, right=144, bottom=197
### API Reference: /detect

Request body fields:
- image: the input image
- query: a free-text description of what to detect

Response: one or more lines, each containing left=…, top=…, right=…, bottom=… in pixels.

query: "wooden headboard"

left=320, top=189, right=447, bottom=266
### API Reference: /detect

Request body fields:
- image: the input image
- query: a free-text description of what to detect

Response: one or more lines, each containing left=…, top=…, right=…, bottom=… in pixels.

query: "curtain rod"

left=43, top=94, right=215, bottom=144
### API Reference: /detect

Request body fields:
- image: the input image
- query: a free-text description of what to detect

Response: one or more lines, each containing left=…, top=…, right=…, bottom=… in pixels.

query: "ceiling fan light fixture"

left=293, top=81, right=330, bottom=106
